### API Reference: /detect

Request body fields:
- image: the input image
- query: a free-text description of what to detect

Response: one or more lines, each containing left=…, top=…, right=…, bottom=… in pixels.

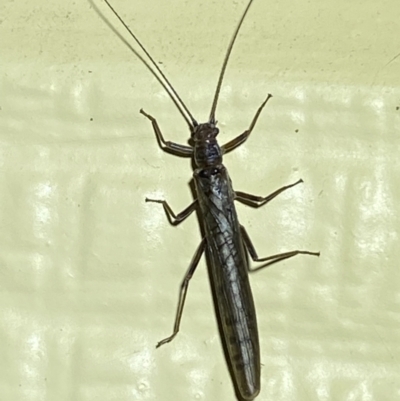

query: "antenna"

left=209, top=0, right=254, bottom=124
left=100, top=0, right=198, bottom=128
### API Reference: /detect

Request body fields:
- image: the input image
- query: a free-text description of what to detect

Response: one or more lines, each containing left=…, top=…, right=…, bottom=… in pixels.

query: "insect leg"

left=241, top=225, right=319, bottom=272
left=235, top=179, right=303, bottom=208
left=140, top=109, right=193, bottom=156
left=156, top=238, right=206, bottom=348
left=221, top=93, right=273, bottom=154
left=146, top=198, right=197, bottom=226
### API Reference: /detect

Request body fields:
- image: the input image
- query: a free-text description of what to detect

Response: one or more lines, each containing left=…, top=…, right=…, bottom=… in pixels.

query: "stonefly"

left=98, top=0, right=319, bottom=399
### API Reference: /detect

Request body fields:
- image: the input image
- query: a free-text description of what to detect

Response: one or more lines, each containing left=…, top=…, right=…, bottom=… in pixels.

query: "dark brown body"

left=100, top=1, right=319, bottom=399
left=194, top=164, right=260, bottom=400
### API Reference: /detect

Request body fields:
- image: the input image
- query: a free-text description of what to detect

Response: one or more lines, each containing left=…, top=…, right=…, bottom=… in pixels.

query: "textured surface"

left=1, top=0, right=400, bottom=400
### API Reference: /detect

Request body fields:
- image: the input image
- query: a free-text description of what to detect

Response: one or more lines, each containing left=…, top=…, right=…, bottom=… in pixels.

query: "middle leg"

left=235, top=179, right=303, bottom=208
left=145, top=198, right=197, bottom=226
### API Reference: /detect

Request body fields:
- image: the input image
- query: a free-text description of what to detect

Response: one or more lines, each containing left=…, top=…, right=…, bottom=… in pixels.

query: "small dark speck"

left=295, top=129, right=299, bottom=133
left=90, top=118, right=93, bottom=121
left=396, top=106, right=399, bottom=110
left=88, top=70, right=92, bottom=73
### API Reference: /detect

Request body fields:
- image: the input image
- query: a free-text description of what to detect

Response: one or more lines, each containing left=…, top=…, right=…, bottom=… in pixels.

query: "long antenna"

left=99, top=0, right=198, bottom=128
left=209, top=0, right=254, bottom=124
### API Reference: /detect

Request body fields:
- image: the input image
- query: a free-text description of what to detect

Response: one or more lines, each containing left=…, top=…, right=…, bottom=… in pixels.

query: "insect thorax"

left=192, top=122, right=223, bottom=167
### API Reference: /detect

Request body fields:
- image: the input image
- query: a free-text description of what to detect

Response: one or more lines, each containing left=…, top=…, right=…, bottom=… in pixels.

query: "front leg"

left=140, top=109, right=193, bottom=157
left=221, top=93, right=272, bottom=154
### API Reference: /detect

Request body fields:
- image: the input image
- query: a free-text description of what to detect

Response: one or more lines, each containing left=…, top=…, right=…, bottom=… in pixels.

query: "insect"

left=100, top=0, right=319, bottom=399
